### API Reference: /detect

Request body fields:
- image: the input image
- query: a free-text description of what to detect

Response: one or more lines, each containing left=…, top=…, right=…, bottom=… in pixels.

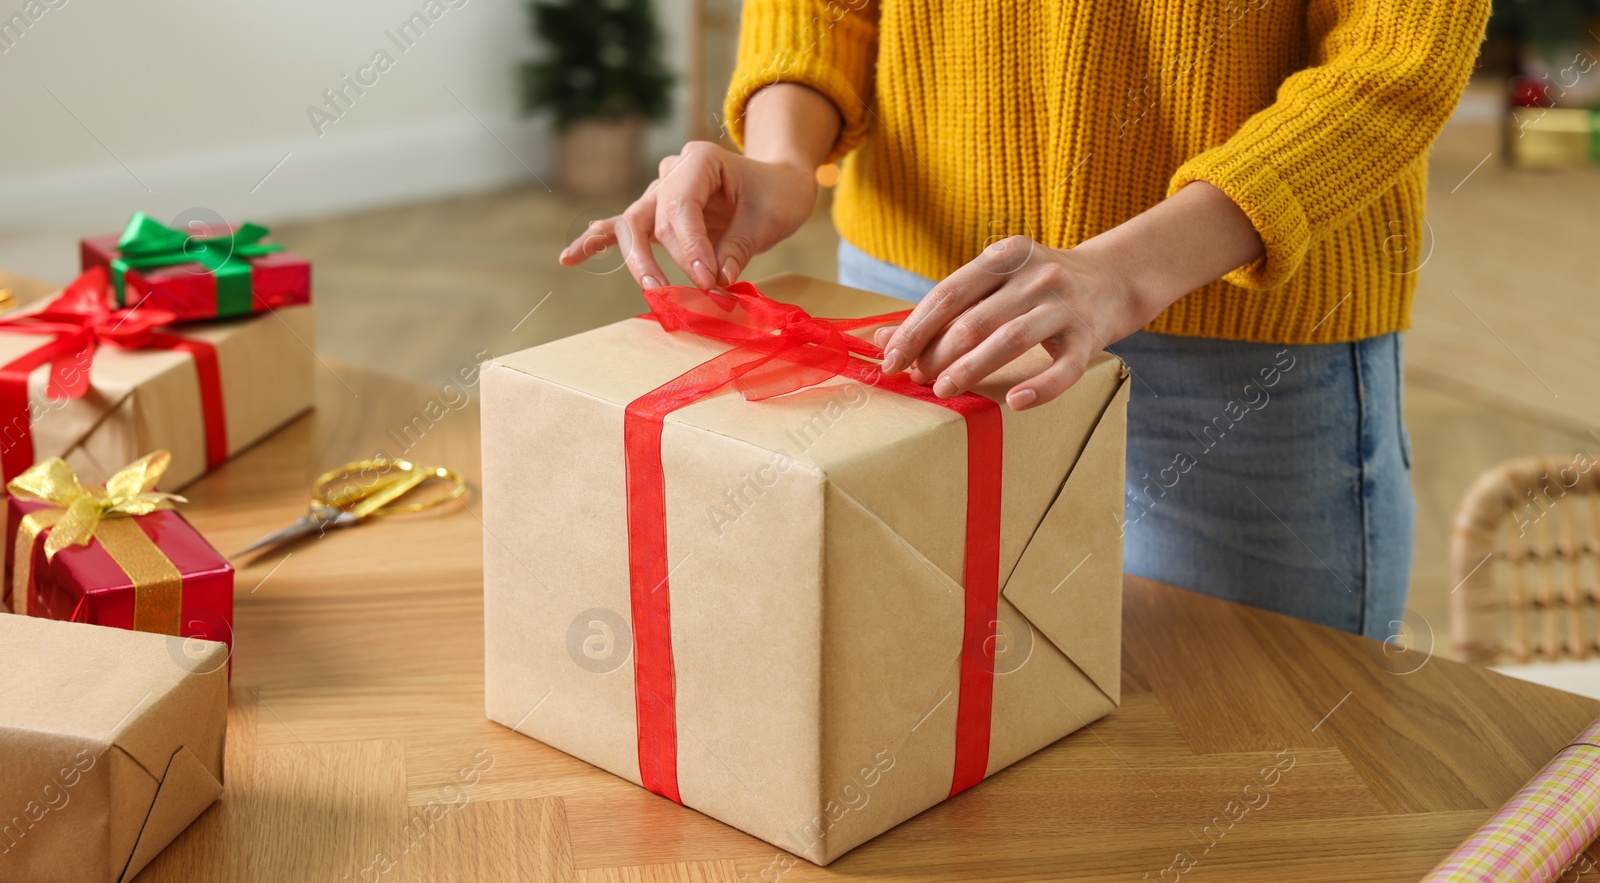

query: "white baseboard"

left=0, top=112, right=556, bottom=235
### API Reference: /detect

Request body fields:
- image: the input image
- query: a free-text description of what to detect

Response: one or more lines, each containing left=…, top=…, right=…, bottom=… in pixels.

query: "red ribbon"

left=625, top=282, right=1002, bottom=803
left=0, top=266, right=228, bottom=482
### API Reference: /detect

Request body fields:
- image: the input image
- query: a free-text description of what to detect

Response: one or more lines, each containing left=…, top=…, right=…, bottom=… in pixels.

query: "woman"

left=561, top=1, right=1489, bottom=639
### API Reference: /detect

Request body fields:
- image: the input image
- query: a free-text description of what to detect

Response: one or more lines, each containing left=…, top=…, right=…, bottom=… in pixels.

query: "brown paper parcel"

left=481, top=273, right=1128, bottom=864
left=0, top=614, right=228, bottom=883
left=0, top=301, right=315, bottom=492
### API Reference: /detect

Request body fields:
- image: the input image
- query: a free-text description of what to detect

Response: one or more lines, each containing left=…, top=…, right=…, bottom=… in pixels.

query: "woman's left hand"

left=874, top=236, right=1153, bottom=411
left=874, top=181, right=1267, bottom=411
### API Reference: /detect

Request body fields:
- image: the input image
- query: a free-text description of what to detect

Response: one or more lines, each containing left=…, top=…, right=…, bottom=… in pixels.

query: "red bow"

left=0, top=266, right=179, bottom=402
left=627, top=283, right=1003, bottom=804
left=639, top=281, right=911, bottom=401
left=0, top=266, right=226, bottom=481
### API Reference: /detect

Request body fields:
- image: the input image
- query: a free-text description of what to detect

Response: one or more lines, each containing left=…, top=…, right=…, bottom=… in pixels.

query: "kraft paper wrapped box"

left=0, top=268, right=314, bottom=491
left=0, top=615, right=228, bottom=883
left=481, top=273, right=1129, bottom=863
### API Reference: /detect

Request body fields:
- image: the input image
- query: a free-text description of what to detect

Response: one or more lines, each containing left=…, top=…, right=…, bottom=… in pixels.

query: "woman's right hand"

left=559, top=140, right=819, bottom=290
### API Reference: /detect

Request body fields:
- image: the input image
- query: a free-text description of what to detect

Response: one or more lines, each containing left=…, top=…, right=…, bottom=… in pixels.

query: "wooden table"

left=129, top=363, right=1600, bottom=883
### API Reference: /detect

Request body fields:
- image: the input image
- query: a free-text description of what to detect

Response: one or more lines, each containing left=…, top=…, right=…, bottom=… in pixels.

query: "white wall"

left=0, top=0, right=694, bottom=245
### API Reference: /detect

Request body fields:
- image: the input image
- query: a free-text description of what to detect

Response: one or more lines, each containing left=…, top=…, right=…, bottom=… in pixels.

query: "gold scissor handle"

left=312, top=458, right=468, bottom=520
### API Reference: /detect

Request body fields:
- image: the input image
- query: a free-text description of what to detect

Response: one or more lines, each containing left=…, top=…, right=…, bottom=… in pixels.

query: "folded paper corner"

left=117, top=745, right=224, bottom=883
left=1000, top=372, right=1130, bottom=705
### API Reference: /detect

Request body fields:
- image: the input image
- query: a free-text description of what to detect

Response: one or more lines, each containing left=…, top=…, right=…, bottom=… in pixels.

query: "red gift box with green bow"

left=79, top=212, right=311, bottom=322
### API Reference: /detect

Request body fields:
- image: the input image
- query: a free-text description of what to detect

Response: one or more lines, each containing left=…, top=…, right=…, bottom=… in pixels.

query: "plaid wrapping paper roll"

left=1423, top=717, right=1600, bottom=882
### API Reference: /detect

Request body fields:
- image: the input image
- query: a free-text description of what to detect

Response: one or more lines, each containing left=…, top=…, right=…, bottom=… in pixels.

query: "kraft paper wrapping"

left=1423, top=717, right=1600, bottom=883
left=481, top=273, right=1129, bottom=864
left=0, top=304, right=315, bottom=491
left=0, top=615, right=228, bottom=883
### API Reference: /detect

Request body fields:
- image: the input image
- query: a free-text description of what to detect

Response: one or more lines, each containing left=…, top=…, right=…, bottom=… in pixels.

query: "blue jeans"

left=838, top=239, right=1415, bottom=639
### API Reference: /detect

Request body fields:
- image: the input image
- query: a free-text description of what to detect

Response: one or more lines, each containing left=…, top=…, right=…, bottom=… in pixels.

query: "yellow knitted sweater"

left=725, top=0, right=1488, bottom=343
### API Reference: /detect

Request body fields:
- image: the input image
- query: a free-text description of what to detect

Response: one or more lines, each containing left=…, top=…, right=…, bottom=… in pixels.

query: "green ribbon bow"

left=112, top=212, right=284, bottom=316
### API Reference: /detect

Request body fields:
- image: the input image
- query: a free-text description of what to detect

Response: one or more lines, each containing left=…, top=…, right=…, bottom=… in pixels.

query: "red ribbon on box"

left=0, top=267, right=228, bottom=482
left=627, top=282, right=1003, bottom=803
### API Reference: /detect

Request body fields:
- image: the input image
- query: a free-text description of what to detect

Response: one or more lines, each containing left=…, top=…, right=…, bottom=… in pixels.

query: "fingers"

left=613, top=215, right=669, bottom=289
left=927, top=298, right=1098, bottom=409
left=1006, top=333, right=1095, bottom=409
left=870, top=235, right=1106, bottom=409
left=879, top=266, right=999, bottom=376
left=928, top=308, right=1047, bottom=399
left=657, top=196, right=719, bottom=288
left=880, top=236, right=1028, bottom=375
left=557, top=142, right=725, bottom=289
left=907, top=308, right=1093, bottom=410
left=912, top=294, right=1025, bottom=382
left=711, top=211, right=764, bottom=286
left=559, top=176, right=667, bottom=287
left=559, top=220, right=615, bottom=268
left=652, top=143, right=723, bottom=289
left=563, top=215, right=669, bottom=289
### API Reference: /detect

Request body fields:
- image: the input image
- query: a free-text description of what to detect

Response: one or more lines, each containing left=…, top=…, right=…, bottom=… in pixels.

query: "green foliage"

left=1489, top=0, right=1600, bottom=52
left=520, top=0, right=675, bottom=130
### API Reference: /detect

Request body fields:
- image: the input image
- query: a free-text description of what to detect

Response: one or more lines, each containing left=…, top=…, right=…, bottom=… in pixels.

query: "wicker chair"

left=1451, top=454, right=1600, bottom=665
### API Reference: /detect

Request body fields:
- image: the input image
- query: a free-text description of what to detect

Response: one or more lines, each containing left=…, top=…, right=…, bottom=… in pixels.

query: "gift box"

left=1508, top=107, right=1600, bottom=168
left=0, top=266, right=314, bottom=490
left=80, top=212, right=311, bottom=321
left=480, top=273, right=1129, bottom=864
left=4, top=453, right=233, bottom=660
left=0, top=614, right=227, bottom=883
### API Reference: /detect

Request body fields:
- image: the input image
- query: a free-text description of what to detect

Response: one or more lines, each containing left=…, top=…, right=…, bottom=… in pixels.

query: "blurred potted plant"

left=521, top=0, right=674, bottom=197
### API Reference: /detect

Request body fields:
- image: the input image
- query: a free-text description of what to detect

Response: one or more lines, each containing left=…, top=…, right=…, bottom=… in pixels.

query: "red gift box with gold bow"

left=5, top=452, right=234, bottom=664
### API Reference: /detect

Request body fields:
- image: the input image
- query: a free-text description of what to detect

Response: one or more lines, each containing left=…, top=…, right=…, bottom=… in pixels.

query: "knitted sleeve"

left=722, top=0, right=881, bottom=164
left=1169, top=0, right=1489, bottom=290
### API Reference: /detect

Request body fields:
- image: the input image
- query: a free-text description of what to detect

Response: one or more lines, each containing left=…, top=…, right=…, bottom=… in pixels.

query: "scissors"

left=233, top=458, right=468, bottom=558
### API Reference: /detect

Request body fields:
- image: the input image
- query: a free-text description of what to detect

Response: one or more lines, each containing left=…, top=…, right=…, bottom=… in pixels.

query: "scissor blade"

left=231, top=512, right=354, bottom=559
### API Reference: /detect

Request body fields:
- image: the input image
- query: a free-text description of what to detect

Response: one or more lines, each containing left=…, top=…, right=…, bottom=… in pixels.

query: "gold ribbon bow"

left=8, top=451, right=188, bottom=634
